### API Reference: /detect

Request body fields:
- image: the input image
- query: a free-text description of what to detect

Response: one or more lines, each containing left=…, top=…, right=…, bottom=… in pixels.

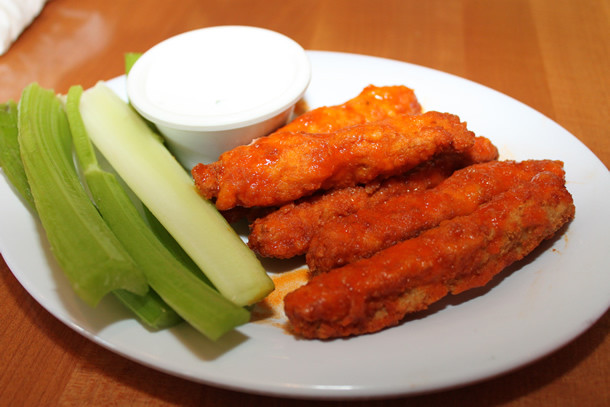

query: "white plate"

left=1, top=51, right=609, bottom=400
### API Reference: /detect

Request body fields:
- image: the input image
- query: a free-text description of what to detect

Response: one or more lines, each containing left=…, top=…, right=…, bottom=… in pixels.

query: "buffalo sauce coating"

left=192, top=111, right=476, bottom=210
left=284, top=171, right=575, bottom=339
left=280, top=85, right=422, bottom=134
left=306, top=159, right=567, bottom=273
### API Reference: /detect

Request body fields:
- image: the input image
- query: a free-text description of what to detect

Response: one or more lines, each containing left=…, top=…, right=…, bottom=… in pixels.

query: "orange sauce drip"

left=251, top=268, right=309, bottom=329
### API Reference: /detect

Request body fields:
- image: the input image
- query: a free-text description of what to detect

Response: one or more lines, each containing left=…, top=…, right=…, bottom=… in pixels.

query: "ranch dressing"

left=128, top=26, right=311, bottom=130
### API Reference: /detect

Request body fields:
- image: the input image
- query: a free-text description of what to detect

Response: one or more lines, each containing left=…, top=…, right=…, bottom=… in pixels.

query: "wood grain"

left=1, top=0, right=608, bottom=405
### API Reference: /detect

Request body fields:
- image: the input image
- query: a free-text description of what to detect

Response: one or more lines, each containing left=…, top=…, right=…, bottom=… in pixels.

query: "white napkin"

left=0, top=0, right=48, bottom=55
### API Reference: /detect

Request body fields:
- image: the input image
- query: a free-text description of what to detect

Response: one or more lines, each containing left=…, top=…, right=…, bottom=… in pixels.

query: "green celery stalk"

left=1, top=97, right=180, bottom=329
left=0, top=101, right=35, bottom=209
left=125, top=52, right=142, bottom=74
left=17, top=83, right=148, bottom=306
left=113, top=289, right=183, bottom=330
left=66, top=86, right=250, bottom=339
left=79, top=82, right=274, bottom=306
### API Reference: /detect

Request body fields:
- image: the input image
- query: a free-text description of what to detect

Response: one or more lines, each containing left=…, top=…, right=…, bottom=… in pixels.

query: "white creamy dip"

left=144, top=37, right=298, bottom=119
left=128, top=26, right=311, bottom=130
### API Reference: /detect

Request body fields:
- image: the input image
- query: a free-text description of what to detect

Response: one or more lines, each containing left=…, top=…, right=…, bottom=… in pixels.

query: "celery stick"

left=113, top=289, right=183, bottom=330
left=79, top=82, right=274, bottom=306
left=2, top=97, right=180, bottom=328
left=67, top=86, right=249, bottom=339
left=18, top=83, right=148, bottom=306
left=125, top=52, right=142, bottom=75
left=0, top=101, right=35, bottom=209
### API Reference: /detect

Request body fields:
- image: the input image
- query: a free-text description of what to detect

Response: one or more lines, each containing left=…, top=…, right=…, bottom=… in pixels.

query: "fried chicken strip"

left=218, top=85, right=423, bottom=223
left=192, top=111, right=476, bottom=210
left=247, top=136, right=498, bottom=258
left=306, top=160, right=566, bottom=273
left=284, top=172, right=575, bottom=339
left=281, top=85, right=422, bottom=133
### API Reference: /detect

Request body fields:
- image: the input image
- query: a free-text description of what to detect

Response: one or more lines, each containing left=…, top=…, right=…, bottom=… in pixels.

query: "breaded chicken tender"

left=192, top=111, right=476, bottom=210
left=306, top=160, right=566, bottom=273
left=284, top=172, right=575, bottom=339
left=280, top=85, right=422, bottom=134
left=218, top=85, right=424, bottom=223
left=247, top=137, right=498, bottom=258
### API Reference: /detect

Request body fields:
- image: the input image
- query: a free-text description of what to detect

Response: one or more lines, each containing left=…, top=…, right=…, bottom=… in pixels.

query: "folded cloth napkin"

left=0, top=0, right=48, bottom=55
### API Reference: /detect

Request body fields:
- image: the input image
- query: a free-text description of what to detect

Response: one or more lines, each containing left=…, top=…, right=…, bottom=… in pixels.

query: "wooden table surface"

left=1, top=0, right=608, bottom=405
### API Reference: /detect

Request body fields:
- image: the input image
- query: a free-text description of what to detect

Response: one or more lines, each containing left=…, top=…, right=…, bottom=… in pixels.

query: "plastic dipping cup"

left=126, top=26, right=311, bottom=169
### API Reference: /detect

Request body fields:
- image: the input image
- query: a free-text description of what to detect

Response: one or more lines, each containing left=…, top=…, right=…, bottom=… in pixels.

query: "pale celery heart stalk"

left=66, top=85, right=249, bottom=339
left=17, top=84, right=148, bottom=306
left=79, top=82, right=274, bottom=306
